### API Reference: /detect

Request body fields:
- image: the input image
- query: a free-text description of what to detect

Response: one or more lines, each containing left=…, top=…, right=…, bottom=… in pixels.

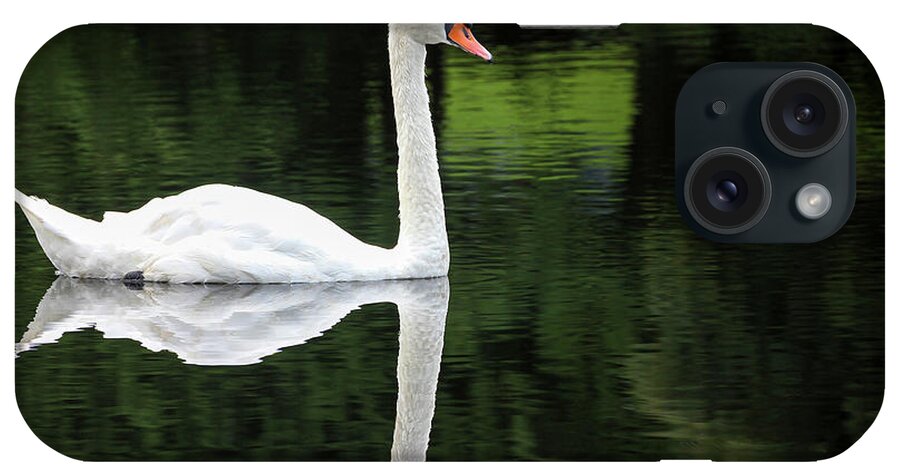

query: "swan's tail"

left=15, top=189, right=102, bottom=276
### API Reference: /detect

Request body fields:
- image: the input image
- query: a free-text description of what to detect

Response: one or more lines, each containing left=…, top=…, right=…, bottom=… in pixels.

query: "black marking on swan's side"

left=123, top=270, right=144, bottom=289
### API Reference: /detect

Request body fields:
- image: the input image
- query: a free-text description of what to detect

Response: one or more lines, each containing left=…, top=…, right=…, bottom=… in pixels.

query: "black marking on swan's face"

left=443, top=23, right=473, bottom=38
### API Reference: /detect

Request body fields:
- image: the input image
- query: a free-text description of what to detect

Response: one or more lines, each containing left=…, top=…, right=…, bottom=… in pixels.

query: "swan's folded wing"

left=95, top=184, right=391, bottom=282
left=100, top=184, right=363, bottom=251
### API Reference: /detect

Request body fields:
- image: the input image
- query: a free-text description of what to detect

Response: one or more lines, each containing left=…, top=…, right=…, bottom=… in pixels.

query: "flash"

left=795, top=183, right=832, bottom=220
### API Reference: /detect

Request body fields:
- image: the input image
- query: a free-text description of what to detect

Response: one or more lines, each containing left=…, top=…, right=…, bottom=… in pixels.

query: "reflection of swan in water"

left=16, top=277, right=449, bottom=461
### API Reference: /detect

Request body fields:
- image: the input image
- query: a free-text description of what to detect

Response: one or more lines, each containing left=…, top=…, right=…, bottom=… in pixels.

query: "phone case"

left=14, top=24, right=884, bottom=461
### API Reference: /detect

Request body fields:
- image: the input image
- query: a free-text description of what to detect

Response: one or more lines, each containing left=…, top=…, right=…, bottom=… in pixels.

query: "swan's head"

left=390, top=23, right=492, bottom=62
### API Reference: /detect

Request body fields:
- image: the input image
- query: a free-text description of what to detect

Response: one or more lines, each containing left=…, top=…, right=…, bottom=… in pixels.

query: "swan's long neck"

left=388, top=30, right=449, bottom=271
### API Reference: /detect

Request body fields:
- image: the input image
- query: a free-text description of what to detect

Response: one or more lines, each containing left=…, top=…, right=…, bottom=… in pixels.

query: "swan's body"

left=16, top=184, right=428, bottom=283
left=15, top=24, right=491, bottom=283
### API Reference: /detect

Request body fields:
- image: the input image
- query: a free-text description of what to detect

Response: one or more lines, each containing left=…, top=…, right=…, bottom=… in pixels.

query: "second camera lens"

left=761, top=70, right=849, bottom=158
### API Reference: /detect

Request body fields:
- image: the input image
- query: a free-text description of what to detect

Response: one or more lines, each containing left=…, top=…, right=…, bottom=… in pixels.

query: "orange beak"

left=447, top=23, right=493, bottom=62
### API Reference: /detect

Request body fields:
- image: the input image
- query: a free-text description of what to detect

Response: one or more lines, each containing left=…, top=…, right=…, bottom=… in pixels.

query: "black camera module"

left=677, top=63, right=856, bottom=243
left=761, top=70, right=849, bottom=158
left=684, top=147, right=772, bottom=235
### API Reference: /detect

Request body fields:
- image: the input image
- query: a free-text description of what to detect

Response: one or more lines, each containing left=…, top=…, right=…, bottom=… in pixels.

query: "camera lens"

left=761, top=70, right=849, bottom=158
left=684, top=147, right=771, bottom=235
left=793, top=104, right=815, bottom=124
left=716, top=180, right=739, bottom=203
left=708, top=174, right=747, bottom=212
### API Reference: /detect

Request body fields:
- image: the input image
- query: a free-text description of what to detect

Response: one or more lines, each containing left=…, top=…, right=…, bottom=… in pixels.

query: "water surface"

left=15, top=24, right=884, bottom=461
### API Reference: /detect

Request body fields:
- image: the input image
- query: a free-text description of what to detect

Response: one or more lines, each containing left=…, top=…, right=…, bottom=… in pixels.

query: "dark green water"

left=14, top=24, right=884, bottom=461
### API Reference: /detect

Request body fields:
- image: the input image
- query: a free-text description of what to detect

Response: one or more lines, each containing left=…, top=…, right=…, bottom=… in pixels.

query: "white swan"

left=14, top=24, right=492, bottom=283
left=17, top=277, right=449, bottom=460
